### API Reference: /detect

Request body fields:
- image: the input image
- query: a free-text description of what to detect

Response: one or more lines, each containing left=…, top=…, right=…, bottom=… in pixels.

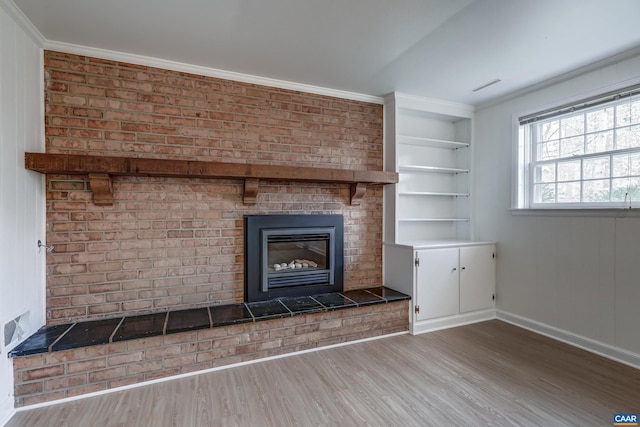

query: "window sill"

left=509, top=207, right=640, bottom=218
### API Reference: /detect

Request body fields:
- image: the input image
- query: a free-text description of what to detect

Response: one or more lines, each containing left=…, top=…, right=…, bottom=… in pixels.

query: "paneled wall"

left=474, top=51, right=640, bottom=362
left=0, top=5, right=45, bottom=423
left=43, top=51, right=384, bottom=324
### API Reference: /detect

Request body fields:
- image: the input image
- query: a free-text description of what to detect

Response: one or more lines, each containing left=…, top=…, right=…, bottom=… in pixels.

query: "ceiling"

left=11, top=0, right=640, bottom=105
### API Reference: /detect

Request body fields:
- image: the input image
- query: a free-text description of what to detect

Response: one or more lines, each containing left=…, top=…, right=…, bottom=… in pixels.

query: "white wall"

left=474, top=51, right=640, bottom=366
left=0, top=3, right=45, bottom=424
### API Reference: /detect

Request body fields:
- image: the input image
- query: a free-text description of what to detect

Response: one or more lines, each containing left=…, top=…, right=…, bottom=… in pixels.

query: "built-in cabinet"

left=416, top=244, right=496, bottom=320
left=383, top=92, right=496, bottom=334
left=384, top=242, right=496, bottom=334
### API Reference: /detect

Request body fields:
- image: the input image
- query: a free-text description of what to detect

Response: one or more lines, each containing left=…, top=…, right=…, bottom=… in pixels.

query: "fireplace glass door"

left=262, top=228, right=334, bottom=291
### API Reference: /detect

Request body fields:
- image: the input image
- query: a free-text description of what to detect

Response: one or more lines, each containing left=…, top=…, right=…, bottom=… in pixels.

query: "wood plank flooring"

left=7, top=320, right=640, bottom=426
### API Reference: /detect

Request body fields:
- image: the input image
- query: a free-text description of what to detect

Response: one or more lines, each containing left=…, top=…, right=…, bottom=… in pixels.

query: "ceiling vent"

left=472, top=78, right=502, bottom=92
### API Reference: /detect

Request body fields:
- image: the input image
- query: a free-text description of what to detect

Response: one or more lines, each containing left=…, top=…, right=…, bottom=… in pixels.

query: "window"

left=516, top=83, right=640, bottom=209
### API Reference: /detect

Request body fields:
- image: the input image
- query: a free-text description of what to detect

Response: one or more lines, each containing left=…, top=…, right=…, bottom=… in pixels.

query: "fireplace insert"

left=244, top=214, right=344, bottom=302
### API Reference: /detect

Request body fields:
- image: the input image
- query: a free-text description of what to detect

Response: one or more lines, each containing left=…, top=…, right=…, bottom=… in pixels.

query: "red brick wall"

left=44, top=51, right=384, bottom=324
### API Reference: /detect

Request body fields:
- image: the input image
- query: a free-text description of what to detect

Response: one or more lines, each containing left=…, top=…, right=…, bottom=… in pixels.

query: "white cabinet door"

left=459, top=245, right=496, bottom=313
left=416, top=248, right=459, bottom=321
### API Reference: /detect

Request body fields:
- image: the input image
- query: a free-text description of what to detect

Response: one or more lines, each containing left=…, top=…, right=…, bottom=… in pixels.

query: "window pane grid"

left=532, top=155, right=640, bottom=204
left=527, top=95, right=640, bottom=207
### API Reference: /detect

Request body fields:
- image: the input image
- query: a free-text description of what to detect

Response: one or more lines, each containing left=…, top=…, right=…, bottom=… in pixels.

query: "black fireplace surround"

left=244, top=214, right=344, bottom=302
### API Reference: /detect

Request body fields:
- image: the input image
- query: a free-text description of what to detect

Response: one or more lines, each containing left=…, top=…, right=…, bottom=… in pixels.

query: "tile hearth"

left=10, top=287, right=409, bottom=358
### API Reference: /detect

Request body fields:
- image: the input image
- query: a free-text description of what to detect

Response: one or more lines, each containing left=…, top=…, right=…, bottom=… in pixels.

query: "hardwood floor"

left=7, top=320, right=640, bottom=426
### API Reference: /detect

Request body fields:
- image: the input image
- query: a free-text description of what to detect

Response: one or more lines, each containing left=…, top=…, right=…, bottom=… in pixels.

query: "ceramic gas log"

left=272, top=259, right=319, bottom=271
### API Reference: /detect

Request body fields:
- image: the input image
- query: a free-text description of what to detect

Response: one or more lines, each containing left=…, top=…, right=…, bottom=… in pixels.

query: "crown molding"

left=2, top=0, right=383, bottom=104
left=0, top=0, right=45, bottom=46
left=44, top=40, right=384, bottom=105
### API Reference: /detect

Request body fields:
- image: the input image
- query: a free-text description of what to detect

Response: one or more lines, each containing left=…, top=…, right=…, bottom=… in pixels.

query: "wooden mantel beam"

left=25, top=153, right=398, bottom=206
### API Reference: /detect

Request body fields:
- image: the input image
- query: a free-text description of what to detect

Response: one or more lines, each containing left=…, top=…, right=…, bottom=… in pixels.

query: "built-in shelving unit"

left=384, top=92, right=475, bottom=245
left=383, top=94, right=496, bottom=334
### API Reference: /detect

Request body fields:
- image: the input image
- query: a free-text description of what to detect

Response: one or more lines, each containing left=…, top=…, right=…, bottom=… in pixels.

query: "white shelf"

left=399, top=191, right=469, bottom=197
left=398, top=218, right=470, bottom=222
left=398, top=135, right=469, bottom=149
left=399, top=165, right=469, bottom=174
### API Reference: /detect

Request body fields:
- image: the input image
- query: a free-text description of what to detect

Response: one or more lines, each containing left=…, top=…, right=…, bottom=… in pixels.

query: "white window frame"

left=514, top=82, right=640, bottom=211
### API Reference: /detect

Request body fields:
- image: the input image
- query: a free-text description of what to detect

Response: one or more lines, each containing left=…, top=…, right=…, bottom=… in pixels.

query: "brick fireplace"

left=9, top=51, right=409, bottom=407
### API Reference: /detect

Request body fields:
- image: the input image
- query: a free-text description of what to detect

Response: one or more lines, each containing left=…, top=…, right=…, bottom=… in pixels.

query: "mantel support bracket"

left=243, top=178, right=259, bottom=205
left=350, top=183, right=366, bottom=206
left=88, top=173, right=113, bottom=206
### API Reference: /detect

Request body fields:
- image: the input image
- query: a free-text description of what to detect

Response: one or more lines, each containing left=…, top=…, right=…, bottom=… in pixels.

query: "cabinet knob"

left=452, top=268, right=457, bottom=272
left=461, top=267, right=466, bottom=270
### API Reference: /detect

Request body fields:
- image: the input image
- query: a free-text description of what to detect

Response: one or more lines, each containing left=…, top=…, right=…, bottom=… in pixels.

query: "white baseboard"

left=498, top=310, right=640, bottom=370
left=15, top=330, right=408, bottom=411
left=411, top=309, right=496, bottom=335
left=0, top=397, right=15, bottom=427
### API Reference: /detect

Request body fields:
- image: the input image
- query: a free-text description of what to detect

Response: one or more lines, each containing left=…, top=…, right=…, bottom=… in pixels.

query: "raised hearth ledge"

left=9, top=287, right=409, bottom=358
left=13, top=294, right=409, bottom=407
left=24, top=152, right=398, bottom=206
